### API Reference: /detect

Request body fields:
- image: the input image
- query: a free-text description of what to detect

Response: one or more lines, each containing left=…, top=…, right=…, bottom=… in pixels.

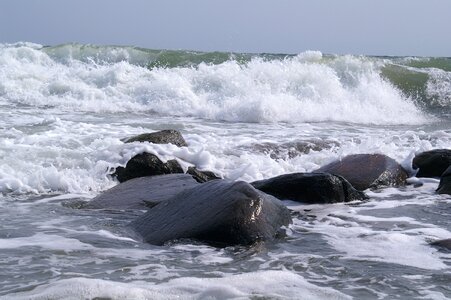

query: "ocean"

left=0, top=42, right=450, bottom=299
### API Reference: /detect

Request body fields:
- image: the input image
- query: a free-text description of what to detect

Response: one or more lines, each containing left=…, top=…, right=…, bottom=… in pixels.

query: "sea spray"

left=2, top=43, right=447, bottom=124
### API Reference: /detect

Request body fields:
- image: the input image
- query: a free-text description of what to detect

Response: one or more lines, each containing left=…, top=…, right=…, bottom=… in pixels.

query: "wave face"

left=0, top=43, right=450, bottom=124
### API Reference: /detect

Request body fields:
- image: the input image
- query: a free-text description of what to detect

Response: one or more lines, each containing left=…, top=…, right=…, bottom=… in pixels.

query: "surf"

left=3, top=43, right=450, bottom=124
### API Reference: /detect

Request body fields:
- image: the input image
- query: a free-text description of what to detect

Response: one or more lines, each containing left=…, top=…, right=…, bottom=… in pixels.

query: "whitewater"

left=0, top=42, right=450, bottom=299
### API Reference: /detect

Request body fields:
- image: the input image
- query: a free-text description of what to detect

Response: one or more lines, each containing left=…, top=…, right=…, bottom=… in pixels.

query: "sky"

left=0, top=0, right=450, bottom=57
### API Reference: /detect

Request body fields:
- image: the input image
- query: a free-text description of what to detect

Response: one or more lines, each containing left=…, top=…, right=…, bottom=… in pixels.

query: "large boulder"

left=413, top=149, right=451, bottom=178
left=437, top=165, right=451, bottom=195
left=86, top=174, right=200, bottom=210
left=129, top=180, right=292, bottom=246
left=251, top=173, right=367, bottom=204
left=124, top=129, right=188, bottom=147
left=315, top=154, right=408, bottom=190
left=113, top=153, right=184, bottom=183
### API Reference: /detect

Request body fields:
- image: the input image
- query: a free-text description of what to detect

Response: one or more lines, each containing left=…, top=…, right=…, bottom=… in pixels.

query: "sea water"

left=0, top=43, right=450, bottom=299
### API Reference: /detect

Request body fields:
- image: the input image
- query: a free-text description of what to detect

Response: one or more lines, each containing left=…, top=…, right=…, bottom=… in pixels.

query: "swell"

left=381, top=58, right=451, bottom=114
left=1, top=43, right=450, bottom=123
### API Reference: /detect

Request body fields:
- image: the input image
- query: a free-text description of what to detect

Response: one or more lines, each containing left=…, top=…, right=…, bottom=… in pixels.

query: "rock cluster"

left=113, top=130, right=220, bottom=183
left=85, top=129, right=450, bottom=247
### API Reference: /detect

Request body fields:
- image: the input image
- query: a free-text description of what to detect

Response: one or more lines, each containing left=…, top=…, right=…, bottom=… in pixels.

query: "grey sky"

left=0, top=0, right=450, bottom=56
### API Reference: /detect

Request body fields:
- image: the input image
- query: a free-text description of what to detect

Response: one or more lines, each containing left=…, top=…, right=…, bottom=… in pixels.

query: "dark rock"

left=315, top=154, right=408, bottom=190
left=247, top=140, right=339, bottom=159
left=125, top=129, right=187, bottom=147
left=430, top=238, right=451, bottom=251
left=251, top=172, right=368, bottom=204
left=113, top=130, right=188, bottom=182
left=437, top=166, right=451, bottom=195
left=129, top=180, right=292, bottom=246
left=113, top=152, right=184, bottom=183
left=413, top=149, right=451, bottom=178
left=186, top=166, right=221, bottom=183
left=86, top=174, right=200, bottom=210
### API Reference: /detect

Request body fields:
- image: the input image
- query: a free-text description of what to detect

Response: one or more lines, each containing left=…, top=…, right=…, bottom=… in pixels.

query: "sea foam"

left=6, top=271, right=351, bottom=300
left=0, top=43, right=428, bottom=125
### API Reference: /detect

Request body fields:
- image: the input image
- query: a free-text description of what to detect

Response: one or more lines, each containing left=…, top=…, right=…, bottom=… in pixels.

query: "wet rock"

left=436, top=165, right=451, bottom=195
left=413, top=149, right=451, bottom=178
left=129, top=180, right=292, bottom=246
left=430, top=238, right=451, bottom=251
left=113, top=153, right=183, bottom=183
left=186, top=166, right=221, bottom=183
left=124, top=129, right=187, bottom=147
left=251, top=172, right=368, bottom=204
left=113, top=130, right=188, bottom=182
left=86, top=174, right=199, bottom=210
left=315, top=154, right=408, bottom=190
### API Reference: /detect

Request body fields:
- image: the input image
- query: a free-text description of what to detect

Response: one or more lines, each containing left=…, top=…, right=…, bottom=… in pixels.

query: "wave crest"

left=0, top=43, right=435, bottom=125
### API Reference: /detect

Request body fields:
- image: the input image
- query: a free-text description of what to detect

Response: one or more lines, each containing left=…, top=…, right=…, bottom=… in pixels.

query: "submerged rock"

left=86, top=174, right=199, bottom=210
left=186, top=166, right=221, bottom=183
left=436, top=166, right=451, bottom=195
left=413, top=149, right=451, bottom=178
left=129, top=180, right=292, bottom=246
left=251, top=172, right=367, bottom=204
left=247, top=140, right=339, bottom=159
left=113, top=153, right=184, bottom=183
left=315, top=154, right=408, bottom=190
left=124, top=129, right=188, bottom=147
left=430, top=238, right=451, bottom=251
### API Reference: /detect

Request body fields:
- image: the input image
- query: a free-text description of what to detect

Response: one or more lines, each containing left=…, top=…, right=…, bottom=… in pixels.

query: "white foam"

left=418, top=290, right=451, bottom=300
left=0, top=232, right=169, bottom=262
left=1, top=44, right=450, bottom=197
left=0, top=44, right=427, bottom=125
left=33, top=193, right=92, bottom=204
left=312, top=221, right=447, bottom=270
left=426, top=68, right=451, bottom=107
left=1, top=114, right=450, bottom=196
left=289, top=200, right=450, bottom=271
left=6, top=271, right=351, bottom=300
left=0, top=233, right=95, bottom=252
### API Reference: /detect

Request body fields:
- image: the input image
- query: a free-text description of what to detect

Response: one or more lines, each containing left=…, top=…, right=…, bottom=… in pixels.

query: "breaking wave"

left=1, top=43, right=450, bottom=124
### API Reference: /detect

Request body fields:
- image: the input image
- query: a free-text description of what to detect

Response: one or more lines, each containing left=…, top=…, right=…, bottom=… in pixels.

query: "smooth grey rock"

left=129, top=180, right=292, bottom=246
left=87, top=174, right=200, bottom=210
left=251, top=172, right=368, bottom=203
left=125, top=129, right=187, bottom=147
left=315, top=154, right=408, bottom=190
